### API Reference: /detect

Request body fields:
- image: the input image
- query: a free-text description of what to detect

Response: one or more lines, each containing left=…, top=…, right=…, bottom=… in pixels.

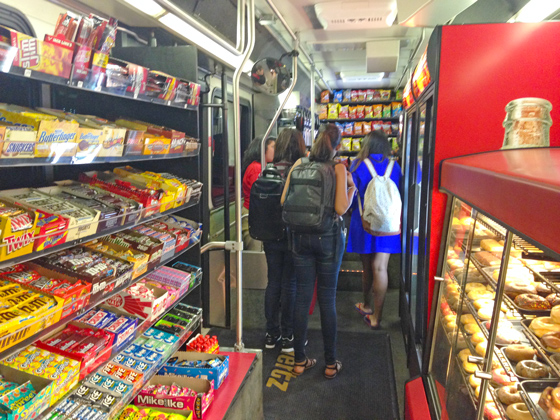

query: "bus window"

left=210, top=93, right=251, bottom=208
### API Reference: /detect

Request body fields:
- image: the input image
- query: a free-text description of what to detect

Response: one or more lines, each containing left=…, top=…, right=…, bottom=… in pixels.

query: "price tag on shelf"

left=24, top=69, right=32, bottom=78
left=77, top=81, right=84, bottom=88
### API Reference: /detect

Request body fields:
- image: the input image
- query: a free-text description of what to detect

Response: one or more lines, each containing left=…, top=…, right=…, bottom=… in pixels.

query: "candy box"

left=73, top=127, right=105, bottom=160
left=0, top=123, right=37, bottom=159
left=134, top=375, right=213, bottom=420
left=131, top=226, right=176, bottom=261
left=105, top=281, right=168, bottom=322
left=85, top=239, right=148, bottom=280
left=0, top=364, right=54, bottom=420
left=0, top=200, right=37, bottom=262
left=105, top=230, right=164, bottom=270
left=0, top=25, right=73, bottom=80
left=159, top=351, right=229, bottom=390
left=143, top=134, right=171, bottom=156
left=185, top=335, right=218, bottom=355
left=119, top=405, right=193, bottom=420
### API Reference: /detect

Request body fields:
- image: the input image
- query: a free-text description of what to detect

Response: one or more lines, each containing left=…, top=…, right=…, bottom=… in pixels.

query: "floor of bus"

left=209, top=287, right=408, bottom=419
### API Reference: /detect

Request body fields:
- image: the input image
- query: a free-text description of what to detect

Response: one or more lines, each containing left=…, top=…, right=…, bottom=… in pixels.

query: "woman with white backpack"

left=348, top=130, right=402, bottom=330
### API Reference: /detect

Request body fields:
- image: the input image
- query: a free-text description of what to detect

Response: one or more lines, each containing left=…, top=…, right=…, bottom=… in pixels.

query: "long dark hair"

left=242, top=135, right=276, bottom=176
left=273, top=128, right=306, bottom=164
left=352, top=130, right=391, bottom=172
left=309, top=123, right=341, bottom=162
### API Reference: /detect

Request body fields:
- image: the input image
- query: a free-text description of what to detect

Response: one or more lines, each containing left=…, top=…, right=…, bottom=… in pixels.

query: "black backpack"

left=248, top=164, right=286, bottom=241
left=282, top=158, right=336, bottom=234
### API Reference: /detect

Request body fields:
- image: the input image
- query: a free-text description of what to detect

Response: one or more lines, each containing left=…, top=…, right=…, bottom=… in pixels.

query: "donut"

left=463, top=360, right=478, bottom=374
left=464, top=323, right=481, bottom=335
left=516, top=360, right=550, bottom=379
left=444, top=314, right=456, bottom=323
left=475, top=385, right=491, bottom=399
left=485, top=320, right=513, bottom=330
left=458, top=348, right=472, bottom=362
left=473, top=298, right=493, bottom=310
left=469, top=374, right=481, bottom=388
left=530, top=317, right=560, bottom=337
left=444, top=320, right=457, bottom=332
left=465, top=282, right=487, bottom=293
left=514, top=293, right=552, bottom=310
left=506, top=402, right=532, bottom=420
left=471, top=332, right=486, bottom=345
left=455, top=332, right=468, bottom=349
left=504, top=344, right=537, bottom=362
left=468, top=290, right=494, bottom=301
left=492, top=367, right=518, bottom=386
left=484, top=402, right=501, bottom=420
left=496, top=327, right=524, bottom=345
left=460, top=314, right=476, bottom=324
left=544, top=261, right=560, bottom=271
left=547, top=294, right=560, bottom=307
left=476, top=341, right=488, bottom=357
left=447, top=259, right=464, bottom=270
left=478, top=306, right=497, bottom=320
left=537, top=282, right=553, bottom=296
left=497, top=385, right=523, bottom=405
left=541, top=332, right=560, bottom=353
left=505, top=281, right=537, bottom=298
left=552, top=306, right=560, bottom=324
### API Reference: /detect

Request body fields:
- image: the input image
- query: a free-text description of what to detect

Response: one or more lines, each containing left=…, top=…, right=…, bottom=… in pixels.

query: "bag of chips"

left=363, top=121, right=372, bottom=134
left=321, top=90, right=330, bottom=103
left=356, top=105, right=365, bottom=119
left=318, top=104, right=328, bottom=120
left=351, top=90, right=359, bottom=102
left=333, top=90, right=343, bottom=103
left=379, top=90, right=391, bottom=100
left=391, top=102, right=402, bottom=117
left=382, top=122, right=392, bottom=135
left=383, top=104, right=392, bottom=118
left=354, top=121, right=363, bottom=136
left=373, top=105, right=383, bottom=119
left=358, top=90, right=366, bottom=102
left=364, top=106, right=373, bottom=118
left=348, top=106, right=357, bottom=119
left=352, top=139, right=362, bottom=151
left=339, top=105, right=349, bottom=119
left=365, top=89, right=374, bottom=102
left=343, top=89, right=352, bottom=102
left=328, top=103, right=339, bottom=119
left=341, top=138, right=352, bottom=151
left=344, top=122, right=354, bottom=135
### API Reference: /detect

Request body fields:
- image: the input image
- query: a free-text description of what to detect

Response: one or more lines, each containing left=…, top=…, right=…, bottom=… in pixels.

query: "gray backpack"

left=282, top=158, right=336, bottom=233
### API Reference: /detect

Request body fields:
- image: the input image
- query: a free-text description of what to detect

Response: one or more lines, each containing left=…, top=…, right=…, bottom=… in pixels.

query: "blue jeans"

left=264, top=239, right=296, bottom=338
left=292, top=223, right=346, bottom=366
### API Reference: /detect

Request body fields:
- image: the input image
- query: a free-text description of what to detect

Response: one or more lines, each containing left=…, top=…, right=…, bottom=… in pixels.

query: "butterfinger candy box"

left=0, top=199, right=38, bottom=262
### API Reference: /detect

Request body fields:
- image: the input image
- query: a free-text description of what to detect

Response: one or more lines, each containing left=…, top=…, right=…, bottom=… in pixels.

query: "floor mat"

left=211, top=328, right=400, bottom=420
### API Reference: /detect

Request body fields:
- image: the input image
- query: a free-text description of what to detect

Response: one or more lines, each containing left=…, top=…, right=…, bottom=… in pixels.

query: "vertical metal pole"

left=260, top=42, right=299, bottom=171
left=236, top=0, right=246, bottom=51
left=232, top=0, right=255, bottom=351
left=475, top=232, right=513, bottom=420
left=221, top=70, right=231, bottom=328
left=310, top=58, right=316, bottom=145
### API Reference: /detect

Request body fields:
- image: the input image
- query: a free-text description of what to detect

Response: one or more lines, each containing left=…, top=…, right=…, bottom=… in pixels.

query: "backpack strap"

left=384, top=159, right=395, bottom=179
left=363, top=158, right=378, bottom=178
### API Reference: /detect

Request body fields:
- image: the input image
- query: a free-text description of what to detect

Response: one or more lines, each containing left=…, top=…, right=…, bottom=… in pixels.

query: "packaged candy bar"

left=147, top=410, right=167, bottom=420
left=87, top=373, right=107, bottom=387
left=77, top=308, right=99, bottom=324
left=73, top=330, right=110, bottom=355
left=155, top=384, right=169, bottom=395
left=0, top=264, right=25, bottom=277
left=117, top=406, right=138, bottom=420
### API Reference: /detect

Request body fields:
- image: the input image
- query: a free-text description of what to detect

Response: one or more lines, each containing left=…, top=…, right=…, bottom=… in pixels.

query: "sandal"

left=354, top=302, right=373, bottom=317
left=363, top=314, right=381, bottom=330
left=324, top=360, right=342, bottom=379
left=293, top=358, right=317, bottom=376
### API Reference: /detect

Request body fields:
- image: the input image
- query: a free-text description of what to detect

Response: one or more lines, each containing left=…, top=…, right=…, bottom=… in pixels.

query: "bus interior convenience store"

left=0, top=0, right=559, bottom=419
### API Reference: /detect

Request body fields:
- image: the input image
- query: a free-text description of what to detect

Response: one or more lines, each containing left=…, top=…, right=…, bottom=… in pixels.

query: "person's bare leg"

left=357, top=254, right=374, bottom=313
left=368, top=252, right=390, bottom=327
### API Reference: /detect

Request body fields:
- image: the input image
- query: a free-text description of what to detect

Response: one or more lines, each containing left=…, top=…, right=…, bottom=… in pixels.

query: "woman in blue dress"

left=347, top=130, right=402, bottom=329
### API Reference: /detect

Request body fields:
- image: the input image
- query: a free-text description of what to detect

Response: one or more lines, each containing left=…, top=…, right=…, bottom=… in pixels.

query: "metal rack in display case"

left=421, top=148, right=560, bottom=420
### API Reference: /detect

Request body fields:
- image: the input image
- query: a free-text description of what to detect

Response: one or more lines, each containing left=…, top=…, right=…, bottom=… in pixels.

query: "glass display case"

left=424, top=148, right=560, bottom=420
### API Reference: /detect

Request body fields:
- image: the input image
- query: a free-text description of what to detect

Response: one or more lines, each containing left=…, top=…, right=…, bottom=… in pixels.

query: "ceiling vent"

left=314, top=1, right=397, bottom=30
left=366, top=40, right=399, bottom=73
left=397, top=0, right=478, bottom=27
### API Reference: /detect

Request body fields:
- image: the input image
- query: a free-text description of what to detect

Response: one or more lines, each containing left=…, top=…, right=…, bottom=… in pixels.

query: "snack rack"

left=0, top=37, right=205, bottom=419
left=318, top=88, right=402, bottom=156
left=419, top=148, right=560, bottom=420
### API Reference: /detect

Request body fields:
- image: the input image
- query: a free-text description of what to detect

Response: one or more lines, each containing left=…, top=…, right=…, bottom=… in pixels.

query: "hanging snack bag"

left=383, top=122, right=392, bottom=135
left=373, top=105, right=383, bottom=119
left=354, top=121, right=363, bottom=136
left=336, top=122, right=344, bottom=133
left=383, top=104, right=392, bottom=118
left=392, top=123, right=399, bottom=135
left=352, top=138, right=362, bottom=152
left=380, top=90, right=391, bottom=100
left=392, top=102, right=402, bottom=117
left=341, top=138, right=352, bottom=151
left=356, top=105, right=365, bottom=119
left=372, top=121, right=383, bottom=131
left=358, top=90, right=366, bottom=102
left=344, top=122, right=354, bottom=136
left=372, top=89, right=381, bottom=100
left=333, top=90, right=343, bottom=103
left=363, top=121, right=372, bottom=134
left=351, top=90, right=359, bottom=102
left=343, top=89, right=352, bottom=102
left=365, top=89, right=375, bottom=102
left=328, top=103, right=339, bottom=119
left=339, top=105, right=349, bottom=119
left=318, top=104, right=328, bottom=120
left=321, top=90, right=330, bottom=103
left=348, top=106, right=357, bottom=120
left=364, top=105, right=373, bottom=118
left=395, top=90, right=403, bottom=100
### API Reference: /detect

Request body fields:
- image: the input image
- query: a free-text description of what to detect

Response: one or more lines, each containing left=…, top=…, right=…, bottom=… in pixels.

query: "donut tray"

left=499, top=347, right=557, bottom=383
left=487, top=386, right=510, bottom=420
left=520, top=319, right=560, bottom=378
left=519, top=380, right=560, bottom=420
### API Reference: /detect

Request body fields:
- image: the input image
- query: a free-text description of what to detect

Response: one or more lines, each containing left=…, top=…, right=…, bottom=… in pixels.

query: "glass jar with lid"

left=502, top=97, right=552, bottom=149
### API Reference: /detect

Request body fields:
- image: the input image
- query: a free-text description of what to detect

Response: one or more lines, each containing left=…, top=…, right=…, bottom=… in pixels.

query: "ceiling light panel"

left=512, top=0, right=560, bottom=22
left=124, top=0, right=165, bottom=17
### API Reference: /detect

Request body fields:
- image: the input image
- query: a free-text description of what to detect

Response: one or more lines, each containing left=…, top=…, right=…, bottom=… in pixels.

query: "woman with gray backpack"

left=281, top=123, right=356, bottom=379
left=348, top=130, right=402, bottom=330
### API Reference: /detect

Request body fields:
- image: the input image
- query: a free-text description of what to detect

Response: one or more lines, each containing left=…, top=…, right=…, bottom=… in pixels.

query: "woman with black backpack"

left=281, top=123, right=356, bottom=379
left=262, top=128, right=307, bottom=352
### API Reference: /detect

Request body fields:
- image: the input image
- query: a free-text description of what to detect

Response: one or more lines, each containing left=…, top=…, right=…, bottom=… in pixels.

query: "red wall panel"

left=427, top=22, right=560, bottom=318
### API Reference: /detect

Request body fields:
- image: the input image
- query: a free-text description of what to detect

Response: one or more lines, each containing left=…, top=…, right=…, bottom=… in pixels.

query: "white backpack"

left=357, top=158, right=402, bottom=236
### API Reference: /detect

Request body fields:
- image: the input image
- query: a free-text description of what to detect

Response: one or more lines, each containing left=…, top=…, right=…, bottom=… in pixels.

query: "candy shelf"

left=3, top=66, right=199, bottom=112
left=0, top=193, right=200, bottom=271
left=0, top=144, right=200, bottom=168
left=0, top=233, right=202, bottom=361
left=321, top=99, right=398, bottom=106
left=320, top=117, right=400, bottom=123
left=35, top=276, right=203, bottom=420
